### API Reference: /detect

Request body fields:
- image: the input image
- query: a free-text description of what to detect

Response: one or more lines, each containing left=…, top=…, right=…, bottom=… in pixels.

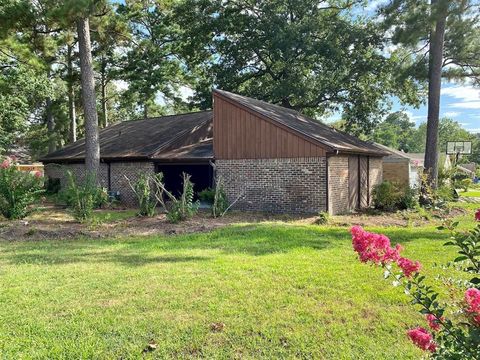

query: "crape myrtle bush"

left=0, top=156, right=44, bottom=219
left=351, top=210, right=480, bottom=359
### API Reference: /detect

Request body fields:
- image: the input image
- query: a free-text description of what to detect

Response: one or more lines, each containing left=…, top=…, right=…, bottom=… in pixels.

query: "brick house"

left=42, top=90, right=387, bottom=214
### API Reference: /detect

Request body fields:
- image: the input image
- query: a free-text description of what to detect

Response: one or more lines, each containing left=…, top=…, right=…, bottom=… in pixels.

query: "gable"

left=213, top=93, right=327, bottom=159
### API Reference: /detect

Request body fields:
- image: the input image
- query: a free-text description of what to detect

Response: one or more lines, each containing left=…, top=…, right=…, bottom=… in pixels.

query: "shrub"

left=351, top=210, right=480, bottom=359
left=166, top=173, right=199, bottom=223
left=198, top=188, right=215, bottom=203
left=128, top=173, right=164, bottom=217
left=0, top=157, right=44, bottom=219
left=460, top=178, right=472, bottom=192
left=64, top=171, right=107, bottom=222
left=372, top=181, right=418, bottom=211
left=212, top=178, right=229, bottom=218
left=314, top=211, right=329, bottom=225
left=398, top=186, right=418, bottom=210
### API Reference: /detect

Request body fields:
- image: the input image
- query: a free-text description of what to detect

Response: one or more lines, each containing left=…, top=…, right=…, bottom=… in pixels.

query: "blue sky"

left=393, top=82, right=480, bottom=134
left=323, top=82, right=480, bottom=134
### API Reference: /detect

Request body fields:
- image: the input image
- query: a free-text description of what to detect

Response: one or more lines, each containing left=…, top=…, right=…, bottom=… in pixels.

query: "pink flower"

left=0, top=158, right=10, bottom=169
left=465, top=288, right=480, bottom=323
left=475, top=209, right=480, bottom=222
left=407, top=327, right=436, bottom=352
left=34, top=171, right=42, bottom=178
left=397, top=257, right=422, bottom=278
left=426, top=314, right=442, bottom=331
left=351, top=226, right=401, bottom=265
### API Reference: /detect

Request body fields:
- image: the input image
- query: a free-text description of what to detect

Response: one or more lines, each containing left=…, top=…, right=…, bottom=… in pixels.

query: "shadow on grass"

left=0, top=223, right=450, bottom=266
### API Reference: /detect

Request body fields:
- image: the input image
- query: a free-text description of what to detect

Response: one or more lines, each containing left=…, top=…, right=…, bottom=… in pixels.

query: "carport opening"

left=155, top=162, right=214, bottom=198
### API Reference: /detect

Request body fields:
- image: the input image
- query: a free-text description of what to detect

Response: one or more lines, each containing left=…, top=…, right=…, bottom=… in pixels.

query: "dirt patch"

left=0, top=205, right=305, bottom=241
left=0, top=203, right=470, bottom=241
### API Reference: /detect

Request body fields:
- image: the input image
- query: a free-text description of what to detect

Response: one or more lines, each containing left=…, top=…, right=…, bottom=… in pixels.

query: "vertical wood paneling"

left=213, top=94, right=326, bottom=159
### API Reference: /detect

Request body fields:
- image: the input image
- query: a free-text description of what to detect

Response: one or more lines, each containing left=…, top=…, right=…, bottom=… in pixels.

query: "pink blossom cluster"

left=351, top=225, right=401, bottom=265
left=426, top=314, right=442, bottom=331
left=1, top=157, right=11, bottom=169
left=407, top=327, right=437, bottom=352
left=465, top=288, right=480, bottom=324
left=351, top=226, right=421, bottom=277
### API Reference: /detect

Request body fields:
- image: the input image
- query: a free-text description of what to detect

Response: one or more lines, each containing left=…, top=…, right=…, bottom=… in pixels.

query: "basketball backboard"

left=446, top=141, right=472, bottom=155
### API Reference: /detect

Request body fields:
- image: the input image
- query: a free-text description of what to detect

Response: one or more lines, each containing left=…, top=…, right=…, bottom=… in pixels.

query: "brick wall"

left=44, top=161, right=155, bottom=206
left=216, top=158, right=327, bottom=214
left=327, top=155, right=349, bottom=215
left=383, top=160, right=409, bottom=187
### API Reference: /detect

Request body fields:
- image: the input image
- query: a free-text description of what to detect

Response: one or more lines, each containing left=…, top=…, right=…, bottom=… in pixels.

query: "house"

left=374, top=143, right=422, bottom=188
left=42, top=90, right=388, bottom=215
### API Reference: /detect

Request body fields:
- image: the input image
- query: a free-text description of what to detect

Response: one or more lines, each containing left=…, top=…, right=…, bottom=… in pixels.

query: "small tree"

left=126, top=172, right=165, bottom=217
left=0, top=157, right=44, bottom=220
left=351, top=209, right=480, bottom=358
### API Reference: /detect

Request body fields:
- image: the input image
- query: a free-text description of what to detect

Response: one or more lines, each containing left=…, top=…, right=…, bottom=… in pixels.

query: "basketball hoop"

left=446, top=141, right=472, bottom=155
left=446, top=141, right=472, bottom=164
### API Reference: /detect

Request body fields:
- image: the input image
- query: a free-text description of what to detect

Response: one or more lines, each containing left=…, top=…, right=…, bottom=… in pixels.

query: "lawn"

left=0, top=219, right=467, bottom=359
left=461, top=189, right=480, bottom=198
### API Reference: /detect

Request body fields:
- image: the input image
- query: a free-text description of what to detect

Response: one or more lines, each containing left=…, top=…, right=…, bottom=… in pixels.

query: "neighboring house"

left=42, top=90, right=388, bottom=215
left=374, top=143, right=422, bottom=188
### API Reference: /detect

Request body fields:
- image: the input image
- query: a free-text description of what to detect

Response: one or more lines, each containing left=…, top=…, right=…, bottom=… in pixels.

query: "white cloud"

left=441, top=85, right=480, bottom=102
left=450, top=101, right=480, bottom=109
left=468, top=128, right=480, bottom=134
left=443, top=111, right=460, bottom=118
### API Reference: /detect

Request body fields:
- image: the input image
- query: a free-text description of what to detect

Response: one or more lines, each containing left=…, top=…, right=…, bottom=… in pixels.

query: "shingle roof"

left=214, top=89, right=388, bottom=156
left=373, top=143, right=412, bottom=161
left=41, top=111, right=213, bottom=162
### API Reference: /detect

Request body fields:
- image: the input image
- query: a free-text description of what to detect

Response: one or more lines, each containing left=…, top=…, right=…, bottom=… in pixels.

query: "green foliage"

left=176, top=0, right=421, bottom=134
left=371, top=111, right=420, bottom=152
left=63, top=171, right=107, bottom=223
left=460, top=178, right=473, bottom=192
left=373, top=181, right=418, bottom=212
left=131, top=173, right=164, bottom=217
left=0, top=157, right=44, bottom=219
left=166, top=173, right=199, bottom=223
left=212, top=178, right=229, bottom=218
left=314, top=211, right=330, bottom=225
left=198, top=188, right=215, bottom=204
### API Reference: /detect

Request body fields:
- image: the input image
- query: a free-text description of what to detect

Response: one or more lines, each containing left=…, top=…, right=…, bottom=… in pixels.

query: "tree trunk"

left=67, top=44, right=77, bottom=143
left=424, top=0, right=447, bottom=189
left=77, top=17, right=100, bottom=179
left=100, top=58, right=108, bottom=128
left=46, top=97, right=56, bottom=153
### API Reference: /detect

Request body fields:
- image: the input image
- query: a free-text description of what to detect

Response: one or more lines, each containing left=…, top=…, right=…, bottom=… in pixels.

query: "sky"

left=393, top=82, right=480, bottom=134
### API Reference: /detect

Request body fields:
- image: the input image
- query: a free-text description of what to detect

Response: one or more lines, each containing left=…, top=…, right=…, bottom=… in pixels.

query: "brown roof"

left=214, top=90, right=388, bottom=156
left=41, top=111, right=213, bottom=163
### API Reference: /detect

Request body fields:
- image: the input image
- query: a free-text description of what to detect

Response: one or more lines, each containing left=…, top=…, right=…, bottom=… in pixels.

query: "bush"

left=351, top=211, right=480, bottom=358
left=212, top=178, right=229, bottom=218
left=314, top=211, right=329, bottom=225
left=460, top=178, right=472, bottom=192
left=0, top=157, right=44, bottom=219
left=398, top=186, right=418, bottom=210
left=198, top=188, right=215, bottom=203
left=129, top=173, right=164, bottom=217
left=166, top=173, right=199, bottom=223
left=372, top=181, right=402, bottom=211
left=63, top=171, right=107, bottom=222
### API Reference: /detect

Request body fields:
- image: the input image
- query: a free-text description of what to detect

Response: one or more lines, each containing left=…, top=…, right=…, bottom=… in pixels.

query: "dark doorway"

left=155, top=163, right=214, bottom=198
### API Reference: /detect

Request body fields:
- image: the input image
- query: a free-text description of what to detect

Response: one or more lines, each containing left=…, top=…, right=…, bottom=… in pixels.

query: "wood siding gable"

left=213, top=93, right=327, bottom=159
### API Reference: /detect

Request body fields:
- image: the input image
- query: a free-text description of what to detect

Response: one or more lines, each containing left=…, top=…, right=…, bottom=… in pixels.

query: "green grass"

left=0, top=220, right=465, bottom=359
left=461, top=189, right=480, bottom=198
